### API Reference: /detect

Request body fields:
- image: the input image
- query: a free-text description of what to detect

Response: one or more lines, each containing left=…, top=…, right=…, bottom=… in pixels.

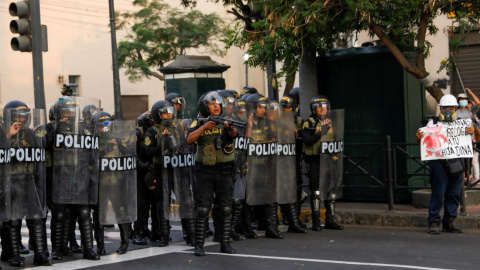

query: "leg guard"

left=264, top=204, right=283, bottom=239
left=116, top=223, right=131, bottom=254
left=6, top=220, right=24, bottom=267
left=324, top=200, right=343, bottom=230
left=77, top=207, right=100, bottom=260
left=28, top=219, right=52, bottom=266
left=220, top=207, right=236, bottom=254
left=194, top=207, right=210, bottom=256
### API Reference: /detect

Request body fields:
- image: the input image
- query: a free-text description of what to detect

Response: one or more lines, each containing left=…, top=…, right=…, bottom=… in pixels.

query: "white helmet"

left=438, top=94, right=458, bottom=107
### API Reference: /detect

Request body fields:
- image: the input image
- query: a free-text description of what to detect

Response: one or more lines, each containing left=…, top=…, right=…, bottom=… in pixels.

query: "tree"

left=183, top=0, right=480, bottom=102
left=116, top=0, right=231, bottom=82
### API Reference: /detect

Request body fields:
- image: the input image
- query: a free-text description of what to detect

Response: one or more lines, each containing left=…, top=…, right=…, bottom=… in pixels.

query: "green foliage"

left=116, top=0, right=230, bottom=82
left=211, top=0, right=480, bottom=82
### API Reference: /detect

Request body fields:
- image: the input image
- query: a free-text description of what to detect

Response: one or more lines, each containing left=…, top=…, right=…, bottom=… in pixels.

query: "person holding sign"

left=416, top=94, right=474, bottom=234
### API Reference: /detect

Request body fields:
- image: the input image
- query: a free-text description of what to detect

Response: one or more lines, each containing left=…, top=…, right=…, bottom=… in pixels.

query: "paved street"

left=2, top=221, right=479, bottom=270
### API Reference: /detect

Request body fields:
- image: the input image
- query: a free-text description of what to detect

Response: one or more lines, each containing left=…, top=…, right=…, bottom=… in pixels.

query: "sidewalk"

left=298, top=202, right=480, bottom=231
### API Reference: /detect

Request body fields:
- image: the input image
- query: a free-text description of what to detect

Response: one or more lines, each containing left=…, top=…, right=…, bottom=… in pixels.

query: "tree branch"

left=150, top=71, right=165, bottom=81
left=416, top=6, right=430, bottom=71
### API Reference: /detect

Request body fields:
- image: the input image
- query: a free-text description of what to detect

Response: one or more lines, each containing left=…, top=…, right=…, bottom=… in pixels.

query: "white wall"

left=0, top=0, right=268, bottom=113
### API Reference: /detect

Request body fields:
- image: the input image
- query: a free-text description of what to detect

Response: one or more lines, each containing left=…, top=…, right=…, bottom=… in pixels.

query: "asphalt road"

left=3, top=222, right=478, bottom=270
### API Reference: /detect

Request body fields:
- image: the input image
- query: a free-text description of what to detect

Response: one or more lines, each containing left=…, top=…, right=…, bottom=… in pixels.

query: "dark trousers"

left=194, top=163, right=234, bottom=209
left=428, top=160, right=463, bottom=222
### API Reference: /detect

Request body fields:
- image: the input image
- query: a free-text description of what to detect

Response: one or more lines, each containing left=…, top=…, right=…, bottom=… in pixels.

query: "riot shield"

left=246, top=109, right=277, bottom=205
left=98, top=120, right=137, bottom=225
left=162, top=121, right=195, bottom=219
left=276, top=110, right=297, bottom=204
left=233, top=130, right=248, bottom=200
left=319, top=109, right=344, bottom=200
left=52, top=97, right=101, bottom=205
left=3, top=108, right=47, bottom=220
left=0, top=110, right=8, bottom=222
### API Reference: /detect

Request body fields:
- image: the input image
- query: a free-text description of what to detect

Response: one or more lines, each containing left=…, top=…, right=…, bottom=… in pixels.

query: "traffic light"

left=9, top=1, right=31, bottom=52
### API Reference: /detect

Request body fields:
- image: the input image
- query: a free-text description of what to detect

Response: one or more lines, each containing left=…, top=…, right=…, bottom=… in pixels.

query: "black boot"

left=132, top=229, right=147, bottom=245
left=194, top=207, right=209, bottom=256
left=241, top=202, right=258, bottom=239
left=156, top=205, right=170, bottom=247
left=1, top=225, right=12, bottom=262
left=93, top=212, right=106, bottom=255
left=181, top=219, right=195, bottom=246
left=230, top=200, right=244, bottom=241
left=311, top=211, right=322, bottom=231
left=282, top=204, right=308, bottom=233
left=61, top=208, right=73, bottom=256
left=295, top=202, right=307, bottom=229
left=264, top=204, right=283, bottom=239
left=220, top=207, right=236, bottom=254
left=7, top=220, right=25, bottom=267
left=78, top=208, right=100, bottom=260
left=116, top=223, right=130, bottom=254
left=324, top=201, right=343, bottom=230
left=69, top=218, right=82, bottom=253
left=50, top=214, right=63, bottom=260
left=29, top=219, right=53, bottom=266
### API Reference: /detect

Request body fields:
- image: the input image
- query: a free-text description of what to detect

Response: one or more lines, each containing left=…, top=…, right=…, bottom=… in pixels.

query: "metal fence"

left=343, top=135, right=478, bottom=213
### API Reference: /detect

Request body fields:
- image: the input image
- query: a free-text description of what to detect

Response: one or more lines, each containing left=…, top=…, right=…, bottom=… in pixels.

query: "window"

left=68, top=75, right=81, bottom=96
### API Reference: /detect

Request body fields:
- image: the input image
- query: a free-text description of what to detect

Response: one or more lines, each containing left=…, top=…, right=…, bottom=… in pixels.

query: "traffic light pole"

left=30, top=0, right=46, bottom=110
left=109, top=0, right=123, bottom=120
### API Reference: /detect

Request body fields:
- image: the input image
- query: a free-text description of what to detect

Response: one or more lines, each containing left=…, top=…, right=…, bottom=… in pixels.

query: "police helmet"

left=268, top=99, right=281, bottom=111
left=198, top=91, right=224, bottom=117
left=137, top=111, right=154, bottom=130
left=82, top=104, right=98, bottom=125
left=165, top=93, right=185, bottom=107
left=309, top=95, right=330, bottom=116
left=48, top=105, right=55, bottom=121
left=92, top=111, right=112, bottom=123
left=217, top=90, right=237, bottom=106
left=3, top=100, right=30, bottom=126
left=151, top=100, right=175, bottom=124
left=245, top=93, right=268, bottom=116
left=280, top=95, right=295, bottom=109
left=229, top=90, right=240, bottom=99
left=240, top=87, right=258, bottom=97
left=54, top=97, right=78, bottom=122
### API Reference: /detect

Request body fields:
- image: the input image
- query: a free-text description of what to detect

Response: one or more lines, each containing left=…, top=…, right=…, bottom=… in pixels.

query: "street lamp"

left=243, top=53, right=250, bottom=86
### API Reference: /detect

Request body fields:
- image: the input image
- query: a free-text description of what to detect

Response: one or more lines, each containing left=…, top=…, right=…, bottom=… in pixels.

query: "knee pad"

left=77, top=207, right=91, bottom=221
left=195, top=207, right=210, bottom=219
left=220, top=206, right=232, bottom=217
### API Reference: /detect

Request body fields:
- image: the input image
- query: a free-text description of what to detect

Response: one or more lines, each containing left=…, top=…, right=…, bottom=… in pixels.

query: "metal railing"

left=343, top=135, right=479, bottom=212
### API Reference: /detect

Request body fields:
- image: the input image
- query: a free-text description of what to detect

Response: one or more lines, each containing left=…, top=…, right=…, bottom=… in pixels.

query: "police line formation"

left=0, top=87, right=345, bottom=267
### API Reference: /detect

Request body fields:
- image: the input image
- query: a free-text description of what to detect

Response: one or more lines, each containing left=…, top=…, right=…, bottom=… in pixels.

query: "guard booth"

left=317, top=45, right=427, bottom=202
left=159, top=55, right=230, bottom=119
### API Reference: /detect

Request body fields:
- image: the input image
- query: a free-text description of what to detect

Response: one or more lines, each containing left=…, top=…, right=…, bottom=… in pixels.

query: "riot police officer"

left=1, top=100, right=52, bottom=267
left=280, top=95, right=307, bottom=229
left=143, top=101, right=178, bottom=247
left=165, top=93, right=186, bottom=118
left=240, top=87, right=258, bottom=97
left=302, top=96, right=344, bottom=231
left=187, top=91, right=237, bottom=256
left=50, top=97, right=101, bottom=260
left=133, top=111, right=154, bottom=245
left=245, top=94, right=283, bottom=239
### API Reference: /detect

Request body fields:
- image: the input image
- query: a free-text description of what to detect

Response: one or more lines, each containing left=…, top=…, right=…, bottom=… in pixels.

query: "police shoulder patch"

left=36, top=130, right=47, bottom=137
left=302, top=121, right=309, bottom=128
left=144, top=137, right=151, bottom=146
left=190, top=120, right=197, bottom=128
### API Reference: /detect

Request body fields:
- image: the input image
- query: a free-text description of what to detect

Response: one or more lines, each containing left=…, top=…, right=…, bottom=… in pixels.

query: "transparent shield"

left=276, top=110, right=297, bottom=204
left=162, top=121, right=195, bottom=219
left=52, top=97, right=101, bottom=205
left=98, top=120, right=137, bottom=225
left=4, top=108, right=47, bottom=220
left=245, top=109, right=277, bottom=205
left=319, top=109, right=344, bottom=200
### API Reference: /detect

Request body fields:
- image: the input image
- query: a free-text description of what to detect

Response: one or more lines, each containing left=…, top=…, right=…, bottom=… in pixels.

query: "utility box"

left=159, top=55, right=230, bottom=119
left=317, top=46, right=427, bottom=202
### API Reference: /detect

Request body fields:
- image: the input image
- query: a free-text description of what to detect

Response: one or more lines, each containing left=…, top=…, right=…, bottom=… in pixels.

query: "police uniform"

left=302, top=115, right=343, bottom=231
left=188, top=118, right=237, bottom=255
